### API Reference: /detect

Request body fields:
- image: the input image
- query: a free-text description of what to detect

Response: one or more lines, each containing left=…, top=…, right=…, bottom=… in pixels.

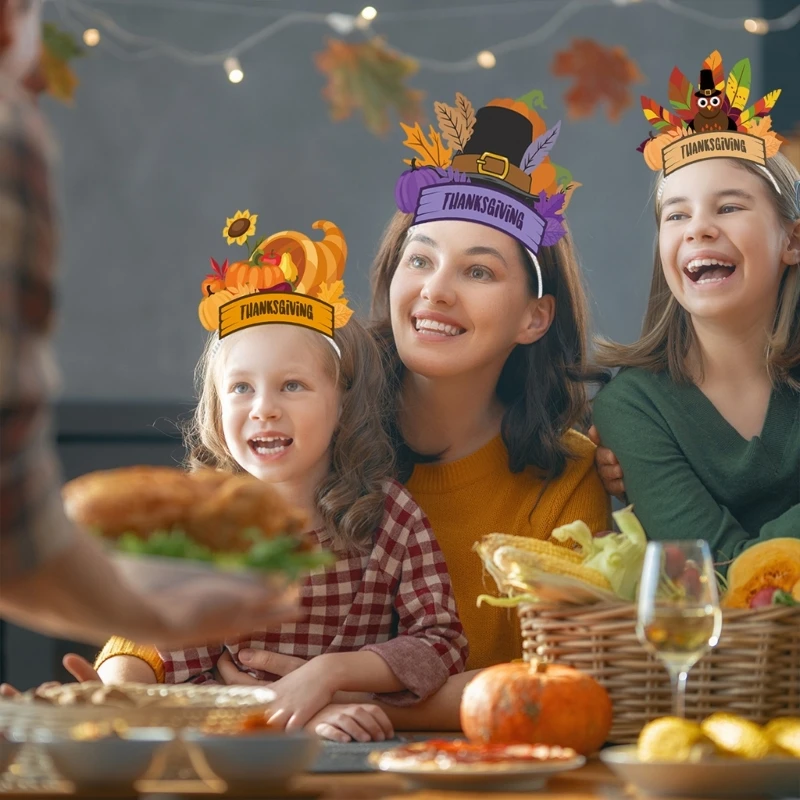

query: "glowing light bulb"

left=83, top=28, right=100, bottom=46
left=476, top=50, right=496, bottom=69
left=744, top=17, right=769, bottom=34
left=224, top=57, right=244, bottom=83
left=360, top=6, right=377, bottom=21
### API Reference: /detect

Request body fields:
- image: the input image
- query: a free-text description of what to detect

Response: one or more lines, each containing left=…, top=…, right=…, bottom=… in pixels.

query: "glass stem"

left=668, top=668, right=689, bottom=718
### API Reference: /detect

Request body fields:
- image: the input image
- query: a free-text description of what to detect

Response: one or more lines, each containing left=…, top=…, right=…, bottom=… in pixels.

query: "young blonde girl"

left=93, top=220, right=468, bottom=743
left=593, top=51, right=800, bottom=563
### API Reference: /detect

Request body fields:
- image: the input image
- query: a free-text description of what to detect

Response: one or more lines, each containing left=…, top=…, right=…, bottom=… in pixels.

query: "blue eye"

left=231, top=382, right=251, bottom=394
left=284, top=381, right=304, bottom=392
left=408, top=255, right=428, bottom=269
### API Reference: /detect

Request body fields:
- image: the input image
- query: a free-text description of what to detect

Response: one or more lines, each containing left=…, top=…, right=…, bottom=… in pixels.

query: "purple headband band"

left=413, top=184, right=546, bottom=256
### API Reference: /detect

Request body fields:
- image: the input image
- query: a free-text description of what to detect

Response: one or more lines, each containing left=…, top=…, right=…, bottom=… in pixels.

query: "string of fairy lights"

left=54, top=0, right=800, bottom=84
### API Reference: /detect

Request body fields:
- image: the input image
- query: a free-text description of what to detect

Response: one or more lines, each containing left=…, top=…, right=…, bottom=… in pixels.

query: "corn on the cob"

left=478, top=533, right=582, bottom=563
left=495, top=546, right=613, bottom=591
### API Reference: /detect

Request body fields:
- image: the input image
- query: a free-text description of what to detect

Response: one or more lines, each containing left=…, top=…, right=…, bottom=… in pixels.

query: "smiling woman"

left=369, top=91, right=611, bottom=677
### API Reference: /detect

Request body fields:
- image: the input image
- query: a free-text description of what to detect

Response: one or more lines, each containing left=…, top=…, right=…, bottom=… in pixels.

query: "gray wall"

left=45, top=0, right=763, bottom=401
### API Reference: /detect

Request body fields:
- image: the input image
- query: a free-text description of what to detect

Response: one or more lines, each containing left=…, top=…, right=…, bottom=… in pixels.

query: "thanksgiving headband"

left=198, top=212, right=353, bottom=350
left=395, top=92, right=579, bottom=298
left=640, top=51, right=782, bottom=178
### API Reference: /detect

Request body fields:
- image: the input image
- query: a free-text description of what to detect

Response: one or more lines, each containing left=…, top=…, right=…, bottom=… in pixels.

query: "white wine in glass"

left=636, top=540, right=722, bottom=717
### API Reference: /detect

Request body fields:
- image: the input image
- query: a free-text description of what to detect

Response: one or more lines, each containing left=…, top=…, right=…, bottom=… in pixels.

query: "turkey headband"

left=394, top=92, right=580, bottom=299
left=639, top=50, right=783, bottom=188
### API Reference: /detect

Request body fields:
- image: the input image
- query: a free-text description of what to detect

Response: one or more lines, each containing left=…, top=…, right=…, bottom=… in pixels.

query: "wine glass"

left=636, top=540, right=722, bottom=718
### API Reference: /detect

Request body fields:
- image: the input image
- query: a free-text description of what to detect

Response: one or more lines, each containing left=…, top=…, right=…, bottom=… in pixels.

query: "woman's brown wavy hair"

left=370, top=210, right=608, bottom=482
left=184, top=318, right=395, bottom=556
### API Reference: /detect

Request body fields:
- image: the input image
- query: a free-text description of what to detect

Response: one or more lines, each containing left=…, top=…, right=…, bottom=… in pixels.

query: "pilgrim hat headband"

left=639, top=50, right=783, bottom=188
left=198, top=212, right=353, bottom=354
left=394, top=92, right=580, bottom=299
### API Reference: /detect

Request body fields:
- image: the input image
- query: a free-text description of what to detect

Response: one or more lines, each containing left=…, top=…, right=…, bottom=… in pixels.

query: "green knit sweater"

left=593, top=367, right=800, bottom=563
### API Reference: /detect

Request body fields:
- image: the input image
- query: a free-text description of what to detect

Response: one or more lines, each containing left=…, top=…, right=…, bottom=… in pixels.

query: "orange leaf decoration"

left=41, top=47, right=79, bottom=104
left=315, top=37, right=425, bottom=136
left=333, top=303, right=354, bottom=329
left=314, top=281, right=353, bottom=329
left=551, top=39, right=643, bottom=122
left=400, top=122, right=452, bottom=168
left=314, top=280, right=346, bottom=305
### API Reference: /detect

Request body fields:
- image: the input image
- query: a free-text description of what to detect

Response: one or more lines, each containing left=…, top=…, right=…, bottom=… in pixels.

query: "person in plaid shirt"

left=0, top=0, right=301, bottom=648
left=93, top=303, right=467, bottom=743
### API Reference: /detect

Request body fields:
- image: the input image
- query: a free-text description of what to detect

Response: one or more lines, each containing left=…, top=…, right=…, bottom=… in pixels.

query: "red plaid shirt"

left=0, top=77, right=76, bottom=583
left=159, top=479, right=468, bottom=705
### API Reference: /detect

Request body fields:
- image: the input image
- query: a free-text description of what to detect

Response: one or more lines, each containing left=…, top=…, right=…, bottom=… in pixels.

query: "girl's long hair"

left=184, top=318, right=395, bottom=555
left=596, top=153, right=800, bottom=389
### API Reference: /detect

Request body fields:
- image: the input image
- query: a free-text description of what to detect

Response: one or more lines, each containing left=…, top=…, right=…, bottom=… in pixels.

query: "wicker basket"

left=519, top=602, right=800, bottom=744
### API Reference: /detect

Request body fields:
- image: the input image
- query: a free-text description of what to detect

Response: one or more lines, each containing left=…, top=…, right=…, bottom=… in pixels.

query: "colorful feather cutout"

left=520, top=121, right=561, bottom=174
left=725, top=58, right=751, bottom=111
left=739, top=89, right=782, bottom=126
left=641, top=96, right=684, bottom=132
left=668, top=66, right=694, bottom=114
left=702, top=50, right=725, bottom=91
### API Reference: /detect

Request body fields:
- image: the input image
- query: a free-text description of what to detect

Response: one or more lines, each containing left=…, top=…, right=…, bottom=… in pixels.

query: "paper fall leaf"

left=41, top=23, right=83, bottom=104
left=551, top=39, right=643, bottom=122
left=314, top=280, right=346, bottom=305
left=334, top=303, right=354, bottom=328
left=315, top=37, right=425, bottom=136
left=400, top=122, right=452, bottom=168
left=434, top=98, right=474, bottom=152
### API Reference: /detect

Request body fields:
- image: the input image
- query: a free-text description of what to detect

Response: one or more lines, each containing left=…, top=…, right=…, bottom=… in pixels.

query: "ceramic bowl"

left=183, top=729, right=319, bottom=788
left=38, top=728, right=174, bottom=789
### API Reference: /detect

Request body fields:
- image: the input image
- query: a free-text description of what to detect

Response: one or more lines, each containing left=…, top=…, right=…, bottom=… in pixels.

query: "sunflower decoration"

left=223, top=210, right=258, bottom=245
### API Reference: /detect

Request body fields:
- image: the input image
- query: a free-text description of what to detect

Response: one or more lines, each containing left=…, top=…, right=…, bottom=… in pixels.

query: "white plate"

left=369, top=750, right=586, bottom=791
left=600, top=745, right=800, bottom=798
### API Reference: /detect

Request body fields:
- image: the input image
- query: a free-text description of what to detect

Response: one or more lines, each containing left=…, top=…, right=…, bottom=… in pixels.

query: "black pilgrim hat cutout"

left=694, top=68, right=721, bottom=98
left=450, top=105, right=536, bottom=199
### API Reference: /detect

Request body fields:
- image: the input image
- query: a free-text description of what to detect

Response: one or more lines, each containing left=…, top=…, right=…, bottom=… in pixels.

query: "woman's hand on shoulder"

left=588, top=426, right=627, bottom=502
left=306, top=702, right=394, bottom=743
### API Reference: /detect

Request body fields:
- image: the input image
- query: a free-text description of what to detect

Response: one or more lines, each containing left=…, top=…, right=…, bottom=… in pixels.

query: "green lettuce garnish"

left=114, top=529, right=334, bottom=578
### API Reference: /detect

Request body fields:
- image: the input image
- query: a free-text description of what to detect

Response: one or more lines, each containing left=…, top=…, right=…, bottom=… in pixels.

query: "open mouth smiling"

left=249, top=436, right=293, bottom=455
left=683, top=257, right=737, bottom=284
left=412, top=316, right=466, bottom=337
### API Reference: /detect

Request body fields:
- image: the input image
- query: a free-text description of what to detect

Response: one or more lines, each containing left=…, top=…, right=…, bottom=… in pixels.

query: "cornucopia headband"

left=639, top=50, right=784, bottom=193
left=198, top=212, right=353, bottom=355
left=394, top=91, right=579, bottom=298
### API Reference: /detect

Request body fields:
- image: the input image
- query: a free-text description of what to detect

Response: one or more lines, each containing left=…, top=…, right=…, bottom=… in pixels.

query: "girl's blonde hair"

left=596, top=153, right=800, bottom=388
left=184, top=318, right=395, bottom=555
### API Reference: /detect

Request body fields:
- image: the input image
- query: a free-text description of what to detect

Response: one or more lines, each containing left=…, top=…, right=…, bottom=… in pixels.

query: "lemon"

left=765, top=718, right=800, bottom=757
left=701, top=713, right=771, bottom=759
left=638, top=717, right=714, bottom=762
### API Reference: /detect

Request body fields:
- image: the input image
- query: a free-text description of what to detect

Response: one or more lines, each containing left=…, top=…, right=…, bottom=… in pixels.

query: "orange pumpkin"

left=460, top=661, right=612, bottom=756
left=201, top=276, right=226, bottom=296
left=723, top=539, right=800, bottom=609
left=225, top=261, right=285, bottom=291
left=198, top=289, right=234, bottom=331
left=201, top=257, right=229, bottom=296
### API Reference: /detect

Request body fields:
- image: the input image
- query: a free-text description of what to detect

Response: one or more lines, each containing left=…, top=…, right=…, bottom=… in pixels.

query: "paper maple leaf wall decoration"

left=315, top=37, right=425, bottom=136
left=41, top=22, right=84, bottom=104
left=551, top=39, right=642, bottom=123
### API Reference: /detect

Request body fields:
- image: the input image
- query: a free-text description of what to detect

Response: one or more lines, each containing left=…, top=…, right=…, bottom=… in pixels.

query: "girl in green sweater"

left=592, top=51, right=800, bottom=564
